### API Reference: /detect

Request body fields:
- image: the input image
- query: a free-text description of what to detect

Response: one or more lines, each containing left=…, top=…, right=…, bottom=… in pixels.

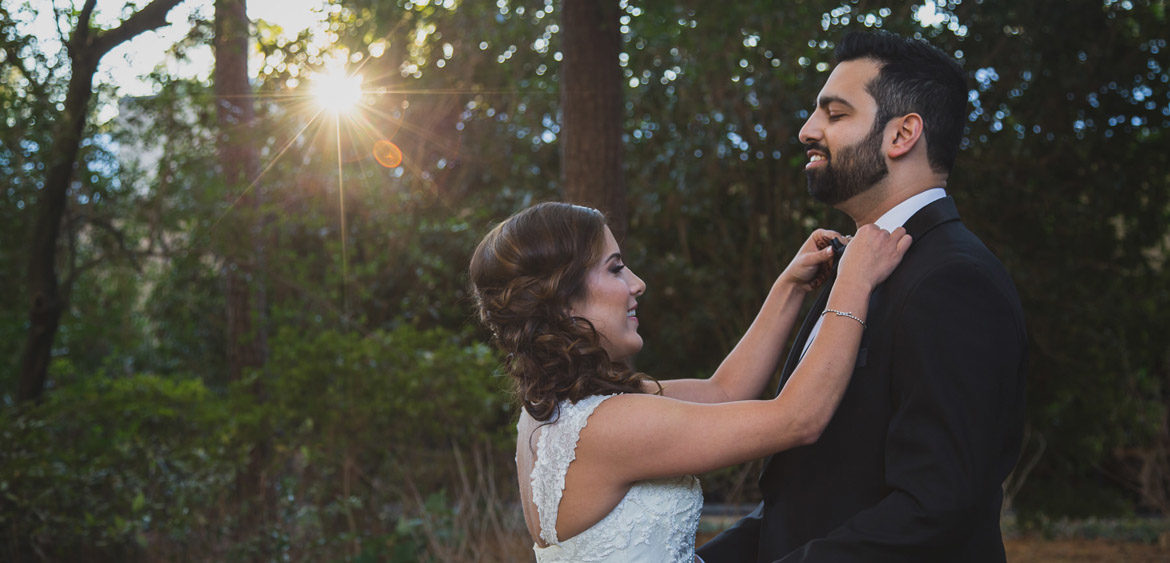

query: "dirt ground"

left=693, top=531, right=1170, bottom=561
left=1004, top=536, right=1170, bottom=562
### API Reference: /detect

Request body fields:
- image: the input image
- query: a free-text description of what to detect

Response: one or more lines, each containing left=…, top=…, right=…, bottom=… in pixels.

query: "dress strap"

left=530, top=394, right=614, bottom=546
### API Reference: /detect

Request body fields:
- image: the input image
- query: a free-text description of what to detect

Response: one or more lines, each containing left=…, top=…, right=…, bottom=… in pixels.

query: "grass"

left=406, top=494, right=1170, bottom=561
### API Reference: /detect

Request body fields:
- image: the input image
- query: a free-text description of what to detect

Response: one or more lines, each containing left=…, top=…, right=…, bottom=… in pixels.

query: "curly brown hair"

left=469, top=202, right=657, bottom=421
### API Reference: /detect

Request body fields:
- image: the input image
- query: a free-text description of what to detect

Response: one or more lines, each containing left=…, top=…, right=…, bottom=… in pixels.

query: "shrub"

left=0, top=371, right=239, bottom=561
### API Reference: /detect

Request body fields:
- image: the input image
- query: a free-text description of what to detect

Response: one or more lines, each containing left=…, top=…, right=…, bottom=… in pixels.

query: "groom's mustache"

left=804, top=143, right=831, bottom=161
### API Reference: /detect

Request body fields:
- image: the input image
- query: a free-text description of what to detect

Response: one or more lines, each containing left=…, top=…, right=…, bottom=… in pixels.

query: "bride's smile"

left=568, top=225, right=646, bottom=364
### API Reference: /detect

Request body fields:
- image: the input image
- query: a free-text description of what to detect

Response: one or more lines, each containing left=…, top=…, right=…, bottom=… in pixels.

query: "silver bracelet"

left=822, top=308, right=866, bottom=328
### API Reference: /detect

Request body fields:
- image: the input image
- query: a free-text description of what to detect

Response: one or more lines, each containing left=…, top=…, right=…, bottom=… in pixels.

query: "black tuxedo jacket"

left=698, top=197, right=1027, bottom=562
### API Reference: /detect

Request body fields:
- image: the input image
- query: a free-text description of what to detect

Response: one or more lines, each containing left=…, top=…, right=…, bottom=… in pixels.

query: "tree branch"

left=61, top=212, right=149, bottom=295
left=93, top=0, right=187, bottom=57
left=69, top=0, right=98, bottom=55
left=80, top=212, right=145, bottom=272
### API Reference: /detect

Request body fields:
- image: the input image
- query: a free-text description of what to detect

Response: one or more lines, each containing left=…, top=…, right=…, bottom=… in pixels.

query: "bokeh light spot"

left=373, top=139, right=403, bottom=168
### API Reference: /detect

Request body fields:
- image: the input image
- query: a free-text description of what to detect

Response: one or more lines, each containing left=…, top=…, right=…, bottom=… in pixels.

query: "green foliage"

left=0, top=324, right=512, bottom=560
left=265, top=323, right=510, bottom=479
left=623, top=1, right=854, bottom=378
left=0, top=370, right=239, bottom=560
left=254, top=324, right=512, bottom=559
left=1, top=1, right=1169, bottom=557
left=940, top=0, right=1170, bottom=517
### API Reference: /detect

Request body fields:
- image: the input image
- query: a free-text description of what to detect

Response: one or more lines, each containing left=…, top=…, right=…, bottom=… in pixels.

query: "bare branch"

left=69, top=0, right=99, bottom=54
left=50, top=0, right=70, bottom=44
left=93, top=0, right=186, bottom=57
left=60, top=213, right=150, bottom=297
left=76, top=211, right=146, bottom=273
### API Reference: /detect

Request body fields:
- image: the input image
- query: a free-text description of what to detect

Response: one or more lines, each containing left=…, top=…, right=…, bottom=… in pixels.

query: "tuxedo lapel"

left=903, top=196, right=960, bottom=240
left=775, top=276, right=834, bottom=394
left=761, top=277, right=834, bottom=484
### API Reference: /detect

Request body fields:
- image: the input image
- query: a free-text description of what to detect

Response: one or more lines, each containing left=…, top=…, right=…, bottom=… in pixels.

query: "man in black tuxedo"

left=698, top=31, right=1027, bottom=562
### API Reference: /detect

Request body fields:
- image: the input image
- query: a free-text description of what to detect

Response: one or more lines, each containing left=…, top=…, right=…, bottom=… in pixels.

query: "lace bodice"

left=524, top=394, right=703, bottom=562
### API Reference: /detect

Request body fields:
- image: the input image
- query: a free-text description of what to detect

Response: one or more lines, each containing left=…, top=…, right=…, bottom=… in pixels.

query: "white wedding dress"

left=525, top=394, right=703, bottom=562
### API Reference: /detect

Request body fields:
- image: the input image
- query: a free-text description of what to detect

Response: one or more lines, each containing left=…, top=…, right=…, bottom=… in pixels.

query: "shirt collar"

left=873, top=187, right=947, bottom=231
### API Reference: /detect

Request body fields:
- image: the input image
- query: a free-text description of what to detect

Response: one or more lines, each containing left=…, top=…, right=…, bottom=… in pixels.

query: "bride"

left=469, top=202, right=910, bottom=561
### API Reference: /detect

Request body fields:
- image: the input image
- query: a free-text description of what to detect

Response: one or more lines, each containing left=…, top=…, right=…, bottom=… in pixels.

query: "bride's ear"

left=565, top=292, right=586, bottom=318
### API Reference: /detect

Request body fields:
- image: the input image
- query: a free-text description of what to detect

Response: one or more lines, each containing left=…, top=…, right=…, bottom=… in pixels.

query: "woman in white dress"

left=469, top=202, right=910, bottom=561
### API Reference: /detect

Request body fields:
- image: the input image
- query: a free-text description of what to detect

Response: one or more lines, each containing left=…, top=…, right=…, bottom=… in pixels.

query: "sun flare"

left=311, top=67, right=364, bottom=114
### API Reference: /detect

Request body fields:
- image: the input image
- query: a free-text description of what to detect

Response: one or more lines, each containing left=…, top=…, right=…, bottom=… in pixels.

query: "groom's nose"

left=798, top=112, right=822, bottom=145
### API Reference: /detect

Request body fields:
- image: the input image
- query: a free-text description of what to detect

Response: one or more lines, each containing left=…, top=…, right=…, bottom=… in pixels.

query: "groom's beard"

left=805, top=122, right=888, bottom=206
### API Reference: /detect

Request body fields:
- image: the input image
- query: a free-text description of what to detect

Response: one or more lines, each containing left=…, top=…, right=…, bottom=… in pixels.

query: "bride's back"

left=516, top=400, right=628, bottom=544
left=514, top=394, right=702, bottom=562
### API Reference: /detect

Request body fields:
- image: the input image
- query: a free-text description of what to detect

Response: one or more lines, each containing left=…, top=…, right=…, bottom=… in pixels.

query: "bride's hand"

left=778, top=229, right=845, bottom=292
left=837, top=224, right=913, bottom=291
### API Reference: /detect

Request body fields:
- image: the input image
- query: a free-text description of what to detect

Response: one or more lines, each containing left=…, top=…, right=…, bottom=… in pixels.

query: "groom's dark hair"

left=835, top=31, right=967, bottom=174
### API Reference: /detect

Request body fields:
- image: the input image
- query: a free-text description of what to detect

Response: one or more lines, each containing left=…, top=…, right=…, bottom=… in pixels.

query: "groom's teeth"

left=810, top=155, right=826, bottom=162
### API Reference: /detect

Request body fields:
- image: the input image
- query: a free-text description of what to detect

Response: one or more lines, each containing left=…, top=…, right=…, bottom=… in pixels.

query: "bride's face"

left=569, top=226, right=646, bottom=363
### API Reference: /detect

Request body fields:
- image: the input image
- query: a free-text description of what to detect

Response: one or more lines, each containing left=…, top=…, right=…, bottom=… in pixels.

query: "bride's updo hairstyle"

left=470, top=202, right=656, bottom=421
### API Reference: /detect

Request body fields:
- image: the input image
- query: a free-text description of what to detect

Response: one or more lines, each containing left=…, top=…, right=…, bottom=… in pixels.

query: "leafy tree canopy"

left=1, top=0, right=1167, bottom=557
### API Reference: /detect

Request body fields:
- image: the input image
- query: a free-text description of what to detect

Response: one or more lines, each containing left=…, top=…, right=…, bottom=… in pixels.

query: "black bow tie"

left=829, top=237, right=847, bottom=274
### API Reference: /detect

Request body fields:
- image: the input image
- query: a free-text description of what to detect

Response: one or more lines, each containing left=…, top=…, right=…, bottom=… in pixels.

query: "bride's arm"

left=586, top=226, right=912, bottom=482
left=645, top=229, right=841, bottom=403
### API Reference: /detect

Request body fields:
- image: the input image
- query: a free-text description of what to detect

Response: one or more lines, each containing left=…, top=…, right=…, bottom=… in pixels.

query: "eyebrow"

left=605, top=252, right=623, bottom=264
left=817, top=95, right=854, bottom=110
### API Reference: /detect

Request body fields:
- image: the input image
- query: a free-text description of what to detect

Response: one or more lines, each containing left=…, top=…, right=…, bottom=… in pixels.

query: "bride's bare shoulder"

left=576, top=393, right=679, bottom=450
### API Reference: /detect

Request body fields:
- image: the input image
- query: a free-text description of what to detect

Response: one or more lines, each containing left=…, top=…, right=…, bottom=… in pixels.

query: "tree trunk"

left=214, top=0, right=266, bottom=381
left=17, top=0, right=185, bottom=403
left=560, top=0, right=627, bottom=240
left=214, top=0, right=272, bottom=553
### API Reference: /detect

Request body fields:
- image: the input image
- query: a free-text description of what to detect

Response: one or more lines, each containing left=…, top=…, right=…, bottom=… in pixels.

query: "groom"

left=698, top=31, right=1027, bottom=562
